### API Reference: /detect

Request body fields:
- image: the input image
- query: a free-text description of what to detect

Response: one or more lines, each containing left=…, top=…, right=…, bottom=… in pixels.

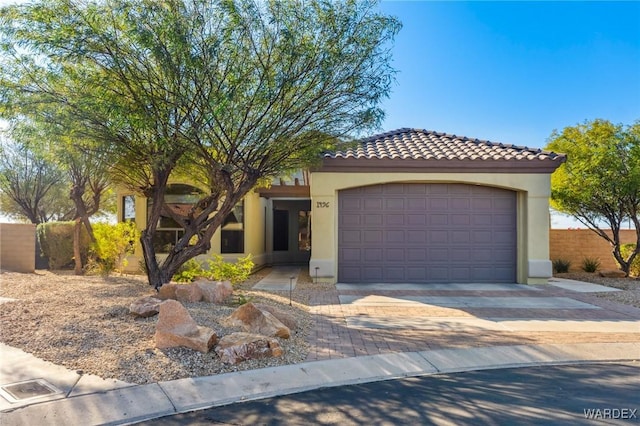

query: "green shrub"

left=205, top=254, right=254, bottom=284
left=552, top=258, right=571, bottom=274
left=173, top=258, right=204, bottom=283
left=88, top=221, right=140, bottom=275
left=620, top=244, right=640, bottom=277
left=581, top=257, right=601, bottom=273
left=171, top=254, right=254, bottom=284
left=36, top=221, right=90, bottom=269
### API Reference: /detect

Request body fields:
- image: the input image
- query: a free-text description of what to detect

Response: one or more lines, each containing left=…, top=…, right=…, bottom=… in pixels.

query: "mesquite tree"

left=545, top=119, right=640, bottom=276
left=0, top=0, right=401, bottom=288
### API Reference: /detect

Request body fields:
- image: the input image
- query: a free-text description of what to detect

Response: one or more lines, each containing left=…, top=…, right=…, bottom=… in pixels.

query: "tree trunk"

left=73, top=218, right=83, bottom=275
left=140, top=230, right=168, bottom=290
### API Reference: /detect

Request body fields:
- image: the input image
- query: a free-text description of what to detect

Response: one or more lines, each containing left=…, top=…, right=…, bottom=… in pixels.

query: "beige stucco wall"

left=309, top=172, right=554, bottom=284
left=0, top=223, right=36, bottom=273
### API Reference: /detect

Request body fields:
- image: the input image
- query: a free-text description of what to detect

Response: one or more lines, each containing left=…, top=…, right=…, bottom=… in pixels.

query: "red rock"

left=157, top=283, right=179, bottom=300
left=129, top=296, right=162, bottom=317
left=215, top=332, right=283, bottom=365
left=196, top=280, right=233, bottom=303
left=175, top=283, right=203, bottom=303
left=224, top=302, right=290, bottom=339
left=154, top=300, right=217, bottom=353
left=599, top=269, right=627, bottom=278
left=254, top=303, right=297, bottom=330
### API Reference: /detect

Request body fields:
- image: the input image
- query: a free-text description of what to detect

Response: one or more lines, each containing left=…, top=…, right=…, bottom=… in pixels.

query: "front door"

left=270, top=200, right=312, bottom=264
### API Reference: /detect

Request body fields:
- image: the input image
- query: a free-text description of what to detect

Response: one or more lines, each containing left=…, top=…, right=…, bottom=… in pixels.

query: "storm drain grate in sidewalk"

left=0, top=379, right=62, bottom=403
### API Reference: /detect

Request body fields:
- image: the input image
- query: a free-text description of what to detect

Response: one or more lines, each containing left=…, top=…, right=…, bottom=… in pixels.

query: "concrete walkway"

left=1, top=271, right=640, bottom=425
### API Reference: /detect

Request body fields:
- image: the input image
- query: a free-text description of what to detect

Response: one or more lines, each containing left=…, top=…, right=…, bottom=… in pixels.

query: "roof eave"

left=314, top=157, right=565, bottom=174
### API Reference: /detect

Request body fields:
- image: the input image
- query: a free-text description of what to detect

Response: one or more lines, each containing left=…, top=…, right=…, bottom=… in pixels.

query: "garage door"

left=338, top=183, right=517, bottom=283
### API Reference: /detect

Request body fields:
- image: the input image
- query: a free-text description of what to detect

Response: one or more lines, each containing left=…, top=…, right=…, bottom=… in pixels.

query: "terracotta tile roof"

left=325, top=128, right=565, bottom=162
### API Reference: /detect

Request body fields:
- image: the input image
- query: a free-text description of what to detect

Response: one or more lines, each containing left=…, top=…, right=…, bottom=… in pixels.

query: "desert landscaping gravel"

left=0, top=268, right=638, bottom=385
left=0, top=269, right=316, bottom=384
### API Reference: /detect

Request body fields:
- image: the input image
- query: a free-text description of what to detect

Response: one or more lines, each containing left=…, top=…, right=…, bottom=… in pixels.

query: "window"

left=122, top=195, right=135, bottom=222
left=221, top=200, right=244, bottom=253
left=147, top=184, right=245, bottom=254
left=149, top=184, right=203, bottom=254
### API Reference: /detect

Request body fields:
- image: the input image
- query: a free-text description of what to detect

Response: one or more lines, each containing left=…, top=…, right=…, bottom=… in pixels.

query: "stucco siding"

left=310, top=172, right=553, bottom=284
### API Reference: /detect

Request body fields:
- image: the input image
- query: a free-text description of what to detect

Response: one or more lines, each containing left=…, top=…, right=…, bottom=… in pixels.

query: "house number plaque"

left=316, top=201, right=330, bottom=208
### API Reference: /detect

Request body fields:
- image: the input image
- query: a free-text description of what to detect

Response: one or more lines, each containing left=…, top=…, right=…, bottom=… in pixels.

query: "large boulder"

left=175, top=283, right=203, bottom=303
left=195, top=279, right=233, bottom=304
left=254, top=303, right=298, bottom=330
left=215, top=332, right=283, bottom=365
left=130, top=296, right=162, bottom=318
left=154, top=300, right=218, bottom=353
left=224, top=302, right=290, bottom=339
left=157, top=283, right=179, bottom=300
left=599, top=269, right=627, bottom=278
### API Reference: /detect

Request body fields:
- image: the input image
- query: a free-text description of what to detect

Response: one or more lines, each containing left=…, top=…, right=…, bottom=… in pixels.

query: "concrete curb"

left=2, top=342, right=638, bottom=426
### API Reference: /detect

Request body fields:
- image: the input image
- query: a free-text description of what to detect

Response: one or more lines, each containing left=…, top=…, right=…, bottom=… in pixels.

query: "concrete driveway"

left=305, top=280, right=640, bottom=362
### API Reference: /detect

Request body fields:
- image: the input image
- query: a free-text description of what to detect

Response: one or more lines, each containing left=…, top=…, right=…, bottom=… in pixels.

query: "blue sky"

left=377, top=1, right=640, bottom=149
left=1, top=0, right=638, bottom=228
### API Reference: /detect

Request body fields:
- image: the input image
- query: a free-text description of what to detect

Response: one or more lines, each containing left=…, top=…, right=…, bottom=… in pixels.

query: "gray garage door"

left=338, top=183, right=517, bottom=283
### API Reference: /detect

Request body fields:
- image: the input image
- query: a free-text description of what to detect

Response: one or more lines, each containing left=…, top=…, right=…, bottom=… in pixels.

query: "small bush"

left=581, top=257, right=601, bottom=273
left=620, top=244, right=640, bottom=277
left=171, top=254, right=254, bottom=284
left=36, top=221, right=90, bottom=269
left=206, top=254, right=254, bottom=284
left=173, top=258, right=203, bottom=283
left=552, top=258, right=571, bottom=274
left=88, top=221, right=140, bottom=275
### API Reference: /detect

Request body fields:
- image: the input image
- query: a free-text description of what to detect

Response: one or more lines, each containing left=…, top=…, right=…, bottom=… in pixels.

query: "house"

left=118, top=128, right=565, bottom=284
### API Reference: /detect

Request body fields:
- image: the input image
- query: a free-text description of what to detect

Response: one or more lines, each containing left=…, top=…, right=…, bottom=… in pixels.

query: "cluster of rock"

left=598, top=269, right=627, bottom=278
left=129, top=279, right=294, bottom=365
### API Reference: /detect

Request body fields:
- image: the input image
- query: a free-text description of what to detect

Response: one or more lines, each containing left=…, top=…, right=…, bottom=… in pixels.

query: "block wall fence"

left=0, top=223, right=36, bottom=273
left=549, top=229, right=636, bottom=272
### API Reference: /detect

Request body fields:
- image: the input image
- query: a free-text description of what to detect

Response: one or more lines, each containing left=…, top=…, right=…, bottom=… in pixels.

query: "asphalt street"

left=138, top=362, right=640, bottom=425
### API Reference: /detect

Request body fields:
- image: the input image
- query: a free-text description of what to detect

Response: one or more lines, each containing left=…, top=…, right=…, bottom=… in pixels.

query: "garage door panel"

left=385, top=248, right=405, bottom=261
left=385, top=267, right=405, bottom=281
left=451, top=214, right=471, bottom=226
left=428, top=248, right=449, bottom=261
left=473, top=214, right=492, bottom=226
left=364, top=199, right=383, bottom=210
left=408, top=249, right=427, bottom=261
left=385, top=230, right=405, bottom=243
left=386, top=198, right=405, bottom=210
left=385, top=214, right=405, bottom=226
left=364, top=248, right=383, bottom=261
left=451, top=198, right=470, bottom=209
left=341, top=230, right=362, bottom=243
left=429, top=230, right=449, bottom=244
left=338, top=183, right=516, bottom=283
left=364, top=214, right=383, bottom=225
left=363, top=267, right=383, bottom=281
left=341, top=214, right=361, bottom=226
left=430, top=214, right=448, bottom=225
left=342, top=199, right=362, bottom=210
left=408, top=198, right=427, bottom=209
left=429, top=198, right=448, bottom=210
left=407, top=231, right=427, bottom=243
